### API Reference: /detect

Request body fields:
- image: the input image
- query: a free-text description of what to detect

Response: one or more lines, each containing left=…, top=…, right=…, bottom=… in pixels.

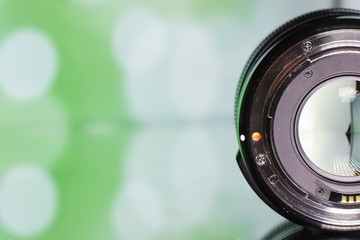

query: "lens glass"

left=298, top=78, right=360, bottom=177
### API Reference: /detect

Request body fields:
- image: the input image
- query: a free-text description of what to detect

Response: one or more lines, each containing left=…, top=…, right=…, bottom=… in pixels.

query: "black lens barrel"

left=235, top=9, right=360, bottom=230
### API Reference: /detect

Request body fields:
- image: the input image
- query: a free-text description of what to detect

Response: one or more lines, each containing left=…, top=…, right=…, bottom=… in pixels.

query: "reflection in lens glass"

left=298, top=78, right=360, bottom=177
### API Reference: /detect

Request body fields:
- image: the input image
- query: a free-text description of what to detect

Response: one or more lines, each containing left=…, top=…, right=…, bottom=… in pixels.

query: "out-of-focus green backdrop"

left=0, top=0, right=354, bottom=239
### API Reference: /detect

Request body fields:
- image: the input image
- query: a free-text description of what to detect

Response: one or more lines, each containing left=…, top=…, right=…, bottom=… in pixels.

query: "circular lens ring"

left=235, top=8, right=360, bottom=230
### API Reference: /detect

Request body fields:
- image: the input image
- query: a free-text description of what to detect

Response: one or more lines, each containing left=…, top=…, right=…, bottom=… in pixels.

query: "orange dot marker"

left=252, top=132, right=261, bottom=141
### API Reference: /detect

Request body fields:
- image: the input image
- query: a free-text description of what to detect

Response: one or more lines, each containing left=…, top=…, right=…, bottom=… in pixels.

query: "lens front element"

left=298, top=78, right=360, bottom=178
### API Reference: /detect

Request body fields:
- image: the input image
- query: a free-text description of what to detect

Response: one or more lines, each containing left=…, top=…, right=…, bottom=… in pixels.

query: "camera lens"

left=235, top=9, right=360, bottom=230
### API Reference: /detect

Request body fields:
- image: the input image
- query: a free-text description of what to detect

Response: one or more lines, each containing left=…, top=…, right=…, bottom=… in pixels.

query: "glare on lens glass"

left=298, top=79, right=360, bottom=177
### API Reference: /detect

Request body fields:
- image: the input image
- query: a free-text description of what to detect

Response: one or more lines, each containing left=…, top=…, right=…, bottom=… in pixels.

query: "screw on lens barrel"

left=256, top=154, right=267, bottom=165
left=304, top=69, right=313, bottom=78
left=315, top=188, right=324, bottom=196
left=302, top=40, right=313, bottom=52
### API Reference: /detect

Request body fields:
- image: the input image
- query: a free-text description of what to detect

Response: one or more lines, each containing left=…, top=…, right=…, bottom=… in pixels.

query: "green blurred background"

left=0, top=0, right=354, bottom=239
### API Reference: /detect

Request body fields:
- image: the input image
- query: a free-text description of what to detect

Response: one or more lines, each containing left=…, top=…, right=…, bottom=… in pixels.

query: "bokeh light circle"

left=0, top=28, right=58, bottom=100
left=0, top=164, right=58, bottom=236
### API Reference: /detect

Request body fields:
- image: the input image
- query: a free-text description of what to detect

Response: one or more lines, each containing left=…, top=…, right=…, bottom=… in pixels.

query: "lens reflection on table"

left=263, top=221, right=360, bottom=240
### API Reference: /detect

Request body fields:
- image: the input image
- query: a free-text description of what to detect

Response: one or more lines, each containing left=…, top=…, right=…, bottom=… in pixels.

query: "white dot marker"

left=240, top=134, right=245, bottom=141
